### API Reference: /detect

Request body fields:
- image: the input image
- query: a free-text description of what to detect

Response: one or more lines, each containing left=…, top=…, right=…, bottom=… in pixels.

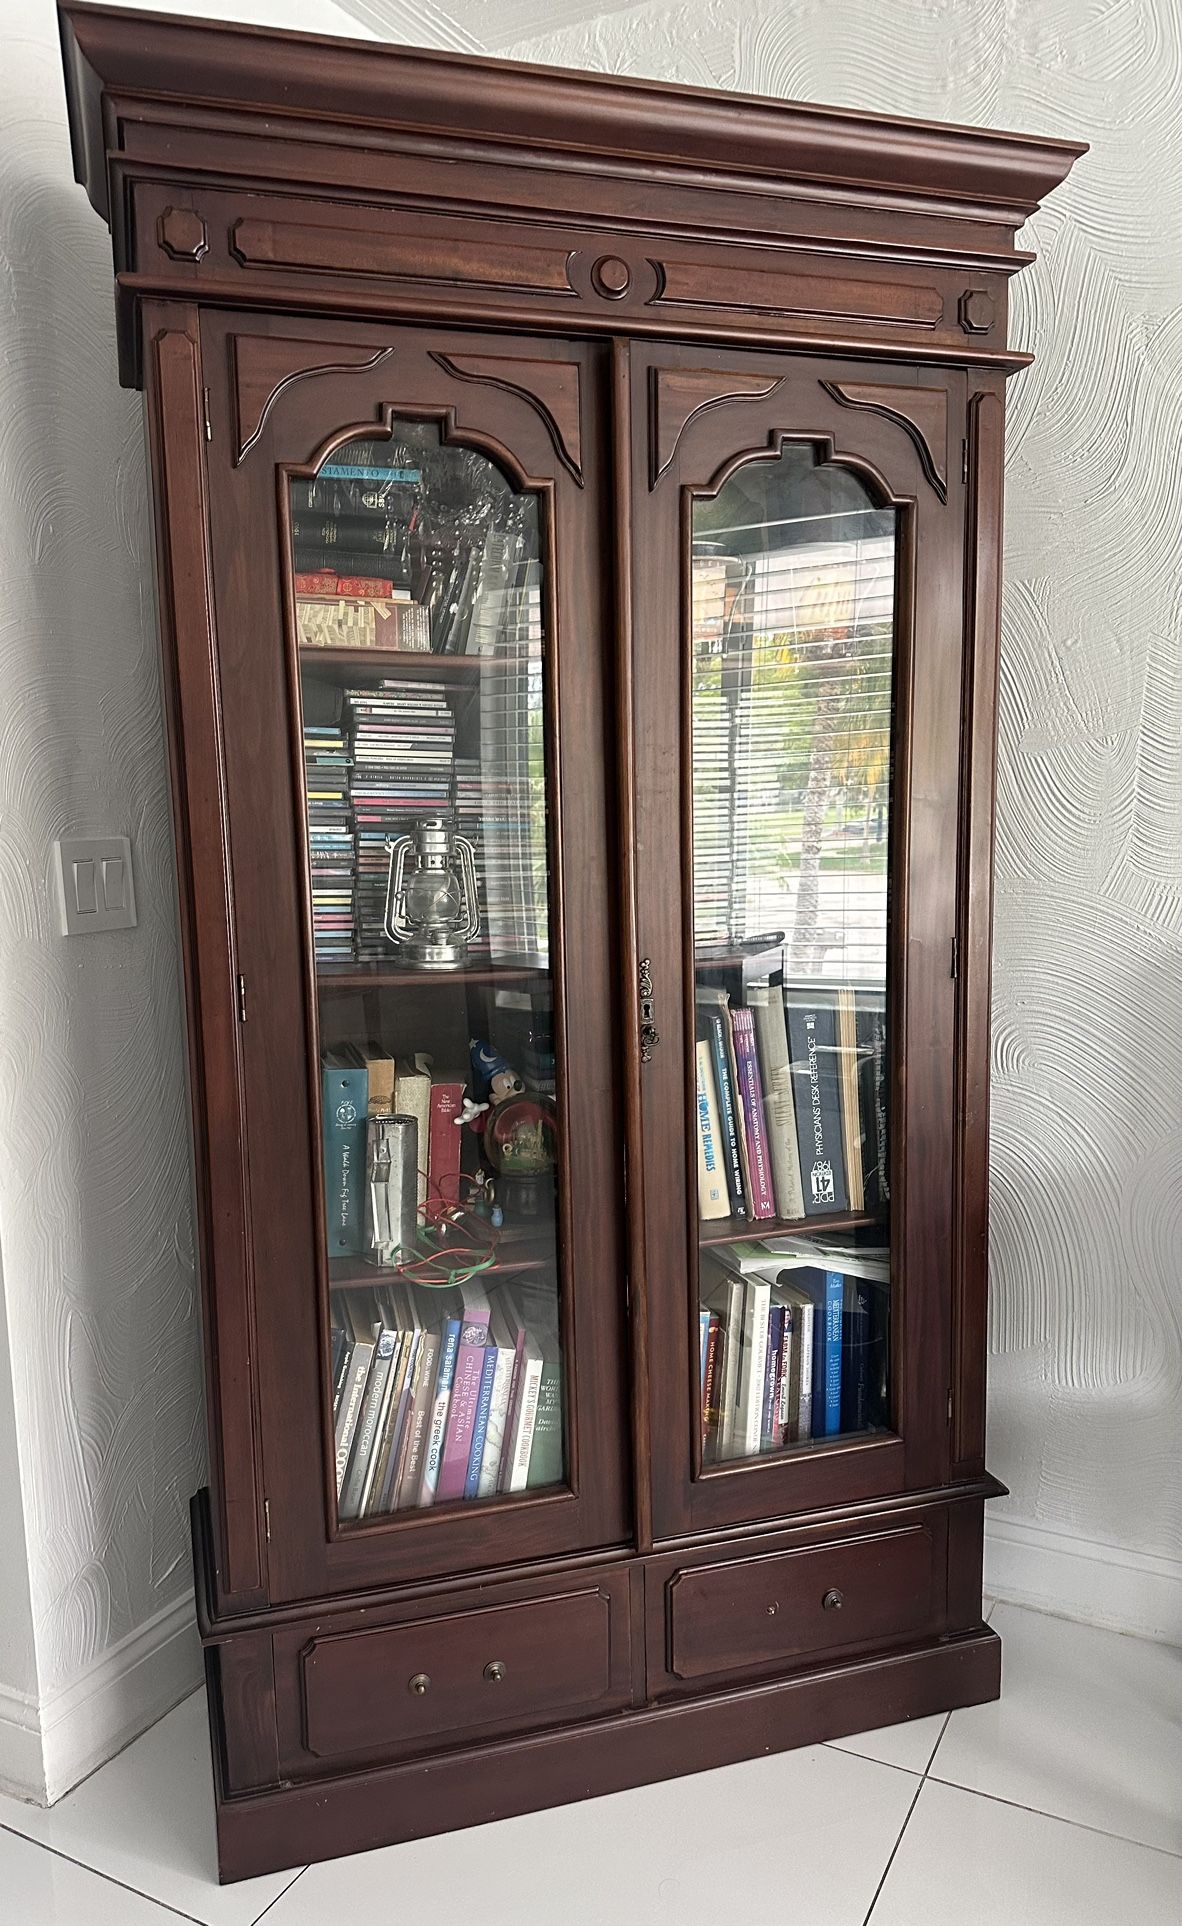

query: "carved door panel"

left=629, top=342, right=966, bottom=1541
left=198, top=312, right=629, bottom=1603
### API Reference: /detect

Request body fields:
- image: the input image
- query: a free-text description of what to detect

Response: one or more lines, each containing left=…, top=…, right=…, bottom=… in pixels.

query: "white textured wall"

left=476, top=0, right=1182, bottom=1631
left=0, top=0, right=377, bottom=1802
left=1, top=0, right=1177, bottom=1799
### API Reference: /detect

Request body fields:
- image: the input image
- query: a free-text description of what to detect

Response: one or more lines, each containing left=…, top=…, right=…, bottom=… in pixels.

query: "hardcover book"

left=527, top=1334, right=564, bottom=1488
left=749, top=981, right=805, bottom=1221
left=463, top=1345, right=500, bottom=1499
left=696, top=986, right=747, bottom=1217
left=730, top=1007, right=776, bottom=1220
left=436, top=1282, right=493, bottom=1503
left=784, top=990, right=850, bottom=1216
left=694, top=1038, right=730, bottom=1220
left=322, top=1059, right=369, bottom=1255
left=855, top=989, right=890, bottom=1210
left=418, top=1313, right=462, bottom=1506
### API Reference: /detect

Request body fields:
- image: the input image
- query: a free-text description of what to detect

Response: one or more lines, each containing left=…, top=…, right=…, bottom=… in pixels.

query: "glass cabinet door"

left=200, top=320, right=627, bottom=1599
left=691, top=444, right=895, bottom=1464
left=294, top=422, right=565, bottom=1523
left=633, top=346, right=963, bottom=1537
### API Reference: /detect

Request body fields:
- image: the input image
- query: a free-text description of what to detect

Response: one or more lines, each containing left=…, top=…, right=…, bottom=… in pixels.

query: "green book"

left=526, top=1335, right=564, bottom=1489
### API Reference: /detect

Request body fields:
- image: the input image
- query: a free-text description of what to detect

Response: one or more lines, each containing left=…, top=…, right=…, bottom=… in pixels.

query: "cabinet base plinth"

left=208, top=1625, right=999, bottom=1883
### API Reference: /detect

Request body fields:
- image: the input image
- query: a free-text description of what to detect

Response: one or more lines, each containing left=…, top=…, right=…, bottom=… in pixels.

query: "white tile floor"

left=1, top=1601, right=1179, bottom=1924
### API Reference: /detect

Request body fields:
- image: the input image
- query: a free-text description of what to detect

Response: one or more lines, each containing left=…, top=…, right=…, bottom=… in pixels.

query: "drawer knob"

left=822, top=1588, right=845, bottom=1612
left=483, top=1659, right=507, bottom=1684
left=408, top=1673, right=431, bottom=1695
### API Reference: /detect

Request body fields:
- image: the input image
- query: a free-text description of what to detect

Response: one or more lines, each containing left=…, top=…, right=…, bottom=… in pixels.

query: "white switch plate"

left=55, top=836, right=137, bottom=935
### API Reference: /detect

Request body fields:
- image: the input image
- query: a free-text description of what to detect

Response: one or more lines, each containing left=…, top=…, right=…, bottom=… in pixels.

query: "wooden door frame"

left=628, top=340, right=967, bottom=1543
left=193, top=310, right=630, bottom=1604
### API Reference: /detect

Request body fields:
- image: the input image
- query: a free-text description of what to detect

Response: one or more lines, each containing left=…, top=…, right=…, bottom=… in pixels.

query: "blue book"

left=761, top=1305, right=785, bottom=1448
left=792, top=1267, right=844, bottom=1437
left=463, top=1346, right=500, bottom=1500
left=842, top=1275, right=888, bottom=1433
left=321, top=1061, right=368, bottom=1256
left=419, top=1315, right=462, bottom=1507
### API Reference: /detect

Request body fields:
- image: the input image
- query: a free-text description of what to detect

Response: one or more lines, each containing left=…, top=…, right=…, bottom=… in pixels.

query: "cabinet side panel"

left=954, top=385, right=1005, bottom=1477
left=144, top=307, right=265, bottom=1607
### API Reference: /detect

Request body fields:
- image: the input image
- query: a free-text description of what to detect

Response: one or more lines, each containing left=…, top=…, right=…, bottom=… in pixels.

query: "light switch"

left=55, top=836, right=137, bottom=935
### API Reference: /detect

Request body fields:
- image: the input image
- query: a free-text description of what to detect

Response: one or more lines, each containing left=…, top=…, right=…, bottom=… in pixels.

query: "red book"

left=428, top=1081, right=465, bottom=1211
left=336, top=574, right=399, bottom=597
left=294, top=570, right=338, bottom=593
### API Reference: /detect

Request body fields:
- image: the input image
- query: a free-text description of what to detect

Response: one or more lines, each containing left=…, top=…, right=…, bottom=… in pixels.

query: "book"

left=730, top=1007, right=776, bottom=1220
left=702, top=1266, right=746, bottom=1460
left=428, top=1080, right=465, bottom=1212
left=841, top=1274, right=889, bottom=1434
left=749, top=981, right=805, bottom=1221
left=436, top=1282, right=493, bottom=1503
left=855, top=989, right=890, bottom=1210
left=418, top=1312, right=461, bottom=1506
left=372, top=1286, right=424, bottom=1513
left=527, top=1331, right=564, bottom=1488
left=499, top=1287, right=546, bottom=1493
left=476, top=1331, right=517, bottom=1499
left=394, top=1056, right=432, bottom=1222
left=784, top=989, right=850, bottom=1216
left=463, top=1344, right=500, bottom=1500
left=837, top=987, right=865, bottom=1211
left=761, top=1304, right=785, bottom=1451
left=734, top=1275, right=772, bottom=1458
left=353, top=1042, right=396, bottom=1118
left=392, top=1326, right=440, bottom=1510
left=793, top=1267, right=844, bottom=1437
left=340, top=1306, right=398, bottom=1520
left=330, top=1322, right=351, bottom=1418
left=701, top=1312, right=723, bottom=1459
left=775, top=1298, right=797, bottom=1441
left=333, top=1294, right=377, bottom=1496
left=322, top=1058, right=368, bottom=1255
left=696, top=987, right=747, bottom=1217
left=770, top=1279, right=815, bottom=1441
left=694, top=1038, right=730, bottom=1220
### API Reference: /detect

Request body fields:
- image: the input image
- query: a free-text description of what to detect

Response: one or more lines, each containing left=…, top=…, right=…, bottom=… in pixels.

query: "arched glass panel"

left=289, top=420, right=564, bottom=1525
left=691, top=443, right=895, bottom=1464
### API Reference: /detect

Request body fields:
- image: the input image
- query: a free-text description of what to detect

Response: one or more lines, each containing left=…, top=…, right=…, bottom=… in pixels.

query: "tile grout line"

left=860, top=1771, right=925, bottom=1926
left=0, top=1816, right=208, bottom=1926
left=923, top=1774, right=1182, bottom=1862
left=249, top=1864, right=310, bottom=1924
left=861, top=1705, right=952, bottom=1923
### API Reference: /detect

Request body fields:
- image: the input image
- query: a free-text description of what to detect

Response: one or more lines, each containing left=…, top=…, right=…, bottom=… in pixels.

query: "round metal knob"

left=483, top=1659, right=507, bottom=1684
left=408, top=1672, right=431, bottom=1695
left=822, top=1588, right=845, bottom=1612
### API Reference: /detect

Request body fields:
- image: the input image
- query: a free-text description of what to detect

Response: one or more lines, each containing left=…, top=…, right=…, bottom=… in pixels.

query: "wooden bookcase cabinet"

left=59, top=4, right=1083, bottom=1882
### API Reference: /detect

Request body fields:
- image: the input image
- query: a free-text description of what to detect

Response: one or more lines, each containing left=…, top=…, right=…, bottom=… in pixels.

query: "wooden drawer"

left=667, top=1525, right=938, bottom=1682
left=300, top=1586, right=620, bottom=1759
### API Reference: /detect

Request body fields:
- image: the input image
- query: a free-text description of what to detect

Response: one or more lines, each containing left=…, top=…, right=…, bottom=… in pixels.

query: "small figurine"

left=468, top=1037, right=525, bottom=1107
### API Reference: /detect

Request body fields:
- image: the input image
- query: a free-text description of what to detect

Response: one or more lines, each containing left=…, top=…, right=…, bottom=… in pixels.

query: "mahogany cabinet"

left=59, top=3, right=1083, bottom=1881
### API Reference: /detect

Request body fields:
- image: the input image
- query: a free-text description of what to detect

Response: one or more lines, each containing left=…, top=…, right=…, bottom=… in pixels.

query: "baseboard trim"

left=985, top=1513, right=1182, bottom=1646
left=0, top=1590, right=202, bottom=1806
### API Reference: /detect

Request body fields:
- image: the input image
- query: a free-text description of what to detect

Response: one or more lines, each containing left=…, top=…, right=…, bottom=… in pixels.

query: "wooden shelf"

left=329, top=1227, right=554, bottom=1291
left=316, top=960, right=548, bottom=991
left=698, top=1209, right=885, bottom=1248
left=299, top=645, right=516, bottom=679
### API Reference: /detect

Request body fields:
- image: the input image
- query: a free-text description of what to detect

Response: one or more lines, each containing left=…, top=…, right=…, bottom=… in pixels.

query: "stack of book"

left=345, top=679, right=457, bottom=961
left=700, top=1241, right=888, bottom=1461
left=478, top=557, right=549, bottom=965
left=695, top=975, right=888, bottom=1226
left=453, top=754, right=491, bottom=962
left=304, top=722, right=355, bottom=963
left=321, top=1050, right=466, bottom=1257
left=332, top=1275, right=563, bottom=1519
